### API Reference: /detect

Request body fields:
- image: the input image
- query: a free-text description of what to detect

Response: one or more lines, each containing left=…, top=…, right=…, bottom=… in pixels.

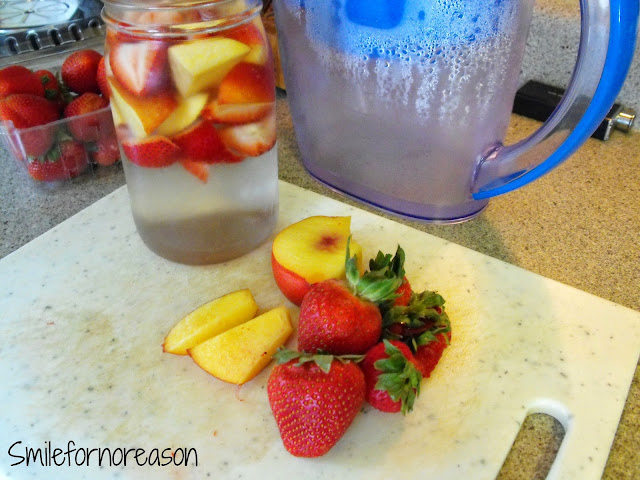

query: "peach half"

left=271, top=216, right=363, bottom=306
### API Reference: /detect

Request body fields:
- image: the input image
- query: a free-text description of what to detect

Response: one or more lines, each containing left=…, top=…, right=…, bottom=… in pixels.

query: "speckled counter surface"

left=1, top=92, right=639, bottom=479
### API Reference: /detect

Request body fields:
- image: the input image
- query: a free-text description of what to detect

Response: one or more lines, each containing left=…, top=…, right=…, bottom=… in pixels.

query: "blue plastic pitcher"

left=273, top=0, right=638, bottom=222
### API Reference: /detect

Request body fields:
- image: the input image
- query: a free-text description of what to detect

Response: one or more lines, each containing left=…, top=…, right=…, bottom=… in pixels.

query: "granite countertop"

left=1, top=92, right=639, bottom=479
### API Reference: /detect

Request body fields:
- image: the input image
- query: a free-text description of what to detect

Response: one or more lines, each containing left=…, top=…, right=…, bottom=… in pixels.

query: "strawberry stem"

left=381, top=290, right=451, bottom=350
left=368, top=245, right=406, bottom=280
left=345, top=238, right=403, bottom=305
left=273, top=348, right=364, bottom=373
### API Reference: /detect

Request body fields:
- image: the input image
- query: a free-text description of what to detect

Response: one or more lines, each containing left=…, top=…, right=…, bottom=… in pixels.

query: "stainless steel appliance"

left=0, top=0, right=105, bottom=63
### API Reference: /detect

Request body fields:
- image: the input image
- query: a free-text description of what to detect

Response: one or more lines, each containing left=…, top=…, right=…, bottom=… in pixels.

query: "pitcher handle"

left=472, top=0, right=638, bottom=199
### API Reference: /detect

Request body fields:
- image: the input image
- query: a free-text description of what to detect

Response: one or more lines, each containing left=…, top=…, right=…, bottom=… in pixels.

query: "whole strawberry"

left=34, top=70, right=60, bottom=100
left=61, top=49, right=103, bottom=94
left=34, top=69, right=68, bottom=112
left=27, top=140, right=88, bottom=182
left=64, top=92, right=109, bottom=142
left=394, top=278, right=412, bottom=306
left=96, top=57, right=111, bottom=99
left=91, top=136, right=120, bottom=166
left=298, top=241, right=403, bottom=355
left=0, top=65, right=45, bottom=99
left=267, top=349, right=365, bottom=457
left=413, top=331, right=451, bottom=378
left=382, top=290, right=452, bottom=378
left=361, top=340, right=422, bottom=414
left=0, top=93, right=59, bottom=157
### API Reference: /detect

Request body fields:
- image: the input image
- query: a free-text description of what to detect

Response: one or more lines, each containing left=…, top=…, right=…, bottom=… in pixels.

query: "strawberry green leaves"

left=345, top=237, right=403, bottom=304
left=373, top=340, right=422, bottom=414
left=273, top=348, right=364, bottom=373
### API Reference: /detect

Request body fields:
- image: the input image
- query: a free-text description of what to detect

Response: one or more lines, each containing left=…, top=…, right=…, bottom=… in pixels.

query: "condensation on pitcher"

left=292, top=0, right=521, bottom=120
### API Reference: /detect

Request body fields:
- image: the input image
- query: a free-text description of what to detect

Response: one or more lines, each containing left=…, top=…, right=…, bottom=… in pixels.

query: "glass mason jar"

left=102, top=0, right=278, bottom=265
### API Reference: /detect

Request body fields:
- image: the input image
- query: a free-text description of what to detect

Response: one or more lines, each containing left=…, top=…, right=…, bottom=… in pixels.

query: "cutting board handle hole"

left=497, top=413, right=565, bottom=479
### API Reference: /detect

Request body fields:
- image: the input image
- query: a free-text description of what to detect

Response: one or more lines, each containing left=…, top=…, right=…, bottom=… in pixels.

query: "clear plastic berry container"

left=102, top=0, right=279, bottom=265
left=0, top=40, right=121, bottom=184
left=1, top=105, right=120, bottom=182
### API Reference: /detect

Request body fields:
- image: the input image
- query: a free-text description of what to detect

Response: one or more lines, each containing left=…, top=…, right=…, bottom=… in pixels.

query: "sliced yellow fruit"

left=163, top=289, right=259, bottom=355
left=156, top=93, right=208, bottom=136
left=188, top=305, right=293, bottom=384
left=272, top=216, right=363, bottom=284
left=168, top=37, right=250, bottom=97
left=110, top=101, right=124, bottom=127
left=108, top=80, right=177, bottom=139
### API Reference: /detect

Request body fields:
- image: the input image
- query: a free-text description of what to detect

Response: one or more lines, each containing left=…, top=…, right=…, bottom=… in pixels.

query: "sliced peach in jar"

left=156, top=93, right=208, bottom=136
left=168, top=37, right=250, bottom=97
left=108, top=79, right=177, bottom=139
left=223, top=19, right=270, bottom=65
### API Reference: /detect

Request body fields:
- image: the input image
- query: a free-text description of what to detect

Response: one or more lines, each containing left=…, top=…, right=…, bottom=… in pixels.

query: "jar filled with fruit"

left=102, top=0, right=278, bottom=265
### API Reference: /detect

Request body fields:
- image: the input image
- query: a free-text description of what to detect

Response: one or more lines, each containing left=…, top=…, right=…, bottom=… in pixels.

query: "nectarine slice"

left=188, top=305, right=293, bottom=384
left=168, top=37, right=250, bottom=96
left=163, top=289, right=259, bottom=355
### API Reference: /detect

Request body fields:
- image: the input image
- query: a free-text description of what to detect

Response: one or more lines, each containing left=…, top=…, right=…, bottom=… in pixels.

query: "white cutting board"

left=1, top=182, right=639, bottom=480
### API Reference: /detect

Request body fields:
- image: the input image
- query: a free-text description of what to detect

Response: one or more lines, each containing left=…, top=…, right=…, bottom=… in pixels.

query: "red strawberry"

left=61, top=49, right=103, bottom=94
left=298, top=241, right=403, bottom=355
left=382, top=290, right=450, bottom=339
left=360, top=340, right=422, bottom=414
left=394, top=277, right=412, bottom=306
left=0, top=94, right=59, bottom=157
left=413, top=331, right=451, bottom=378
left=267, top=350, right=365, bottom=457
left=27, top=157, right=65, bottom=182
left=219, top=112, right=276, bottom=157
left=63, top=93, right=110, bottom=142
left=34, top=69, right=67, bottom=113
left=121, top=136, right=179, bottom=168
left=172, top=120, right=240, bottom=163
left=202, top=100, right=273, bottom=125
left=57, top=140, right=89, bottom=177
left=109, top=41, right=169, bottom=96
left=91, top=136, right=120, bottom=166
left=33, top=69, right=60, bottom=100
left=180, top=159, right=209, bottom=182
left=96, top=57, right=111, bottom=99
left=27, top=140, right=88, bottom=182
left=0, top=65, right=45, bottom=99
left=218, top=62, right=275, bottom=105
left=381, top=286, right=451, bottom=379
